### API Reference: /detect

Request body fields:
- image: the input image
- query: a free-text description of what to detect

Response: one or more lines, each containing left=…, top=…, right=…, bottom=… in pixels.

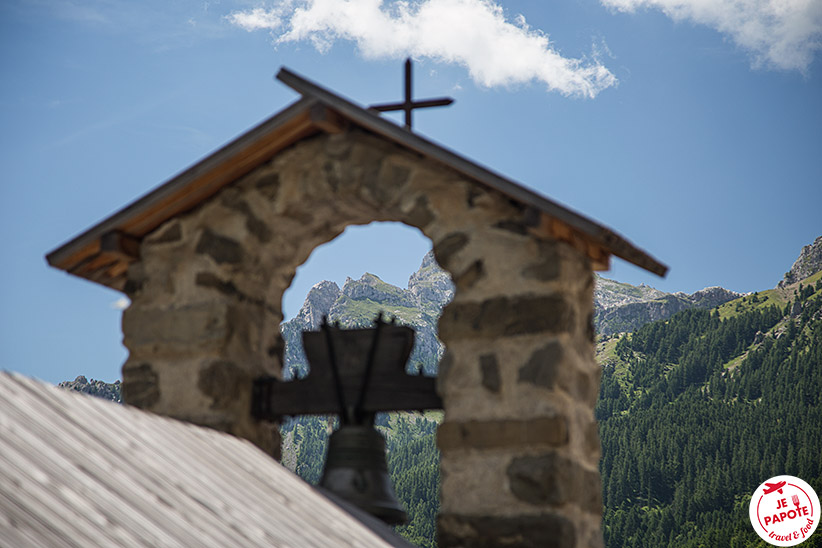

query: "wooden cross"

left=369, top=58, right=454, bottom=130
left=252, top=316, right=442, bottom=422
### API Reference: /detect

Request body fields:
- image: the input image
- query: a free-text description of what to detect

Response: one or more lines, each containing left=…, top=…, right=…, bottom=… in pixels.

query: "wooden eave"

left=46, top=98, right=330, bottom=290
left=47, top=68, right=667, bottom=292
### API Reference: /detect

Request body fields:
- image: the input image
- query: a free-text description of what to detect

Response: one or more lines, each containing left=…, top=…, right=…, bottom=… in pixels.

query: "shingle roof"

left=0, top=372, right=413, bottom=548
left=46, top=68, right=667, bottom=291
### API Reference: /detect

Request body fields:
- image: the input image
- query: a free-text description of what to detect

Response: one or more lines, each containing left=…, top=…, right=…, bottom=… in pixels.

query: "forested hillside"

left=598, top=274, right=822, bottom=547
left=280, top=269, right=822, bottom=547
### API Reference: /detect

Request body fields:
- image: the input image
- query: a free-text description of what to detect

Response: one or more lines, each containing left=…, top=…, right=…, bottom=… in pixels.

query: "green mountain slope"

left=597, top=274, right=822, bottom=547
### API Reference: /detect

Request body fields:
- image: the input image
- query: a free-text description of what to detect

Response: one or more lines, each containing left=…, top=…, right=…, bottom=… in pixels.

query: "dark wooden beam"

left=310, top=103, right=347, bottom=134
left=252, top=323, right=442, bottom=421
left=100, top=230, right=140, bottom=260
left=252, top=375, right=441, bottom=419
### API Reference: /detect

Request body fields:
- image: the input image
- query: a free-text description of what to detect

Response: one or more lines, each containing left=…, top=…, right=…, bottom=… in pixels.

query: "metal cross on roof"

left=369, top=58, right=454, bottom=130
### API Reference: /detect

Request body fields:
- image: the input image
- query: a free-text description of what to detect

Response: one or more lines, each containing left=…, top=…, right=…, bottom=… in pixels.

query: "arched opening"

left=278, top=221, right=453, bottom=544
left=281, top=222, right=434, bottom=321
left=280, top=221, right=454, bottom=380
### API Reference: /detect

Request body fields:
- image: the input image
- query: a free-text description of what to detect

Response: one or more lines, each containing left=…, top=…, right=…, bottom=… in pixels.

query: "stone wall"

left=120, top=128, right=601, bottom=546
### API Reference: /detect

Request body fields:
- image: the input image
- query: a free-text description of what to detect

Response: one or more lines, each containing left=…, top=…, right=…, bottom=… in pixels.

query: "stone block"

left=583, top=419, right=602, bottom=461
left=433, top=232, right=469, bottom=268
left=438, top=417, right=568, bottom=452
left=145, top=221, right=182, bottom=245
left=122, top=362, right=160, bottom=409
left=479, top=353, right=501, bottom=393
left=195, top=272, right=239, bottom=298
left=518, top=340, right=563, bottom=388
left=516, top=339, right=600, bottom=406
left=403, top=194, right=435, bottom=229
left=438, top=513, right=576, bottom=548
left=195, top=228, right=244, bottom=265
left=122, top=302, right=230, bottom=356
left=453, top=260, right=484, bottom=291
left=521, top=241, right=561, bottom=281
left=197, top=359, right=248, bottom=410
left=494, top=219, right=529, bottom=235
left=507, top=452, right=602, bottom=513
left=439, top=294, right=574, bottom=340
left=254, top=172, right=280, bottom=201
left=220, top=190, right=272, bottom=243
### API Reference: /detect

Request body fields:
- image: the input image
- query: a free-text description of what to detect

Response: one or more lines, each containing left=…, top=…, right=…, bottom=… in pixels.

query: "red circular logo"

left=750, top=475, right=819, bottom=546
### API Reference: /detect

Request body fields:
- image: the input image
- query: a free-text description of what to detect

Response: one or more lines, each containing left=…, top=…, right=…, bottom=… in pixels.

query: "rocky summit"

left=779, top=235, right=822, bottom=288
left=594, top=276, right=741, bottom=336
left=57, top=376, right=122, bottom=403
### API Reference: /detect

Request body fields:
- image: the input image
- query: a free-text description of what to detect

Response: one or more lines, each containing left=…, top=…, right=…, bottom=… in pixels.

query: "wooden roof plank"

left=7, top=379, right=279, bottom=547
left=1, top=373, right=414, bottom=547
left=2, top=380, right=202, bottom=547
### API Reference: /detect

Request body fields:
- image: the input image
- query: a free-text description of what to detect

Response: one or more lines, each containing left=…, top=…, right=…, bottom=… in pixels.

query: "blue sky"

left=1, top=0, right=820, bottom=384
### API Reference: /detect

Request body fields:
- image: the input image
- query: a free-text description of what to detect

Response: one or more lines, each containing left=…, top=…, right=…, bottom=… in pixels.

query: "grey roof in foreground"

left=0, top=372, right=413, bottom=548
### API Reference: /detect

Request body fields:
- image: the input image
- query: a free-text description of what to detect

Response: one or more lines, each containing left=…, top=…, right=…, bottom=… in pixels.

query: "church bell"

left=251, top=315, right=440, bottom=526
left=320, top=424, right=407, bottom=525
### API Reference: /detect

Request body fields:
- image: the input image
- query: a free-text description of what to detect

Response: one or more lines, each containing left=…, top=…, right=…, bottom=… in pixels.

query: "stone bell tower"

left=48, top=67, right=666, bottom=548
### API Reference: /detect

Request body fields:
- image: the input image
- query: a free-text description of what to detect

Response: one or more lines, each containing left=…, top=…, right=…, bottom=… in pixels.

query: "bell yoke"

left=252, top=313, right=443, bottom=524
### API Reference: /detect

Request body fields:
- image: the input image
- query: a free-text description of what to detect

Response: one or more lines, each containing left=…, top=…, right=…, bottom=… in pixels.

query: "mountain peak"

left=687, top=286, right=743, bottom=308
left=339, top=272, right=413, bottom=308
left=779, top=235, right=822, bottom=288
left=294, top=280, right=340, bottom=330
left=408, top=251, right=454, bottom=309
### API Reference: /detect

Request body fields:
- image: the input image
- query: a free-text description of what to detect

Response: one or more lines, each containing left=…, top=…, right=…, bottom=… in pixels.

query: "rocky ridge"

left=779, top=235, right=822, bottom=288
left=282, top=253, right=744, bottom=365
left=594, top=276, right=741, bottom=336
left=281, top=251, right=454, bottom=379
left=57, top=376, right=122, bottom=403
left=594, top=276, right=669, bottom=309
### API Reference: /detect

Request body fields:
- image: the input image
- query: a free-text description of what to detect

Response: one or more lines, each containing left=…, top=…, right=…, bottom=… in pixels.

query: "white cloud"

left=602, top=0, right=822, bottom=72
left=226, top=6, right=286, bottom=31
left=111, top=297, right=131, bottom=311
left=226, top=0, right=617, bottom=98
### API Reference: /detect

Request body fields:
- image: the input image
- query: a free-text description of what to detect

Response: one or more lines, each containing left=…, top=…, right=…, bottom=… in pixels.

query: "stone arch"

left=122, top=127, right=602, bottom=545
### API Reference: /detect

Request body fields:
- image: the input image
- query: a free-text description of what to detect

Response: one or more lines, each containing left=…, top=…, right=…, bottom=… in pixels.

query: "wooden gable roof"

left=0, top=372, right=413, bottom=547
left=47, top=68, right=667, bottom=291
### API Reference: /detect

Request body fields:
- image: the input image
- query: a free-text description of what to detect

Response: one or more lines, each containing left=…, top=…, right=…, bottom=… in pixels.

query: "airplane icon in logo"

left=763, top=481, right=787, bottom=495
